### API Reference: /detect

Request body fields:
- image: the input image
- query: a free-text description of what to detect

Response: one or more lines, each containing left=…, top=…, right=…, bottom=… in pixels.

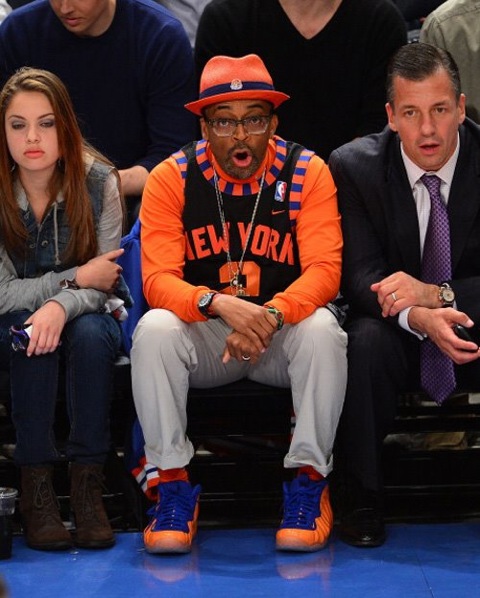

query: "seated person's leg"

left=251, top=306, right=348, bottom=552
left=63, top=312, right=122, bottom=549
left=2, top=310, right=73, bottom=551
left=337, top=316, right=414, bottom=547
left=131, top=309, right=248, bottom=554
left=455, top=356, right=480, bottom=396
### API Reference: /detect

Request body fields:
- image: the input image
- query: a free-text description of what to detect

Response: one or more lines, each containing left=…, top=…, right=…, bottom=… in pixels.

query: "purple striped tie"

left=420, top=174, right=456, bottom=404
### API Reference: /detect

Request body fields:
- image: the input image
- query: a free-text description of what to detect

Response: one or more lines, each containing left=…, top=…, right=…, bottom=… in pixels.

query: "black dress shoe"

left=339, top=507, right=386, bottom=547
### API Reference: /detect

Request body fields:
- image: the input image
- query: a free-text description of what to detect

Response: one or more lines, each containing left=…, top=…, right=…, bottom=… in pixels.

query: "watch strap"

left=198, top=291, right=219, bottom=318
left=265, top=305, right=284, bottom=330
left=438, top=282, right=454, bottom=307
left=60, top=278, right=80, bottom=290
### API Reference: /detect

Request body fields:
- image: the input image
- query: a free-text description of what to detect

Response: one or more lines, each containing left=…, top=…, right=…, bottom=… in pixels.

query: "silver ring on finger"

left=241, top=354, right=251, bottom=361
left=391, top=292, right=398, bottom=302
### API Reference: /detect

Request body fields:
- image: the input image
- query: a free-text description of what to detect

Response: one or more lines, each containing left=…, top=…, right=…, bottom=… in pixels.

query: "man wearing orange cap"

left=131, top=54, right=347, bottom=554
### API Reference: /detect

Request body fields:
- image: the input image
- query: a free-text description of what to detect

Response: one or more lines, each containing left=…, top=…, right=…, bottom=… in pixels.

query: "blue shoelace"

left=280, top=476, right=325, bottom=530
left=147, top=481, right=200, bottom=533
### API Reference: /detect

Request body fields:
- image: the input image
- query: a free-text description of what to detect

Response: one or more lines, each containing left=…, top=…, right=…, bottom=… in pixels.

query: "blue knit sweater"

left=0, top=0, right=196, bottom=172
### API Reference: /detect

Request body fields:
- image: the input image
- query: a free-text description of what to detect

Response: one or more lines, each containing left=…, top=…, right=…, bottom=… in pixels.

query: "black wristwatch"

left=197, top=291, right=219, bottom=318
left=438, top=282, right=455, bottom=307
left=59, top=278, right=80, bottom=290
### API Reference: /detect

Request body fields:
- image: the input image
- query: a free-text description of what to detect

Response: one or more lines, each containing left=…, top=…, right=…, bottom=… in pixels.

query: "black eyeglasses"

left=206, top=115, right=272, bottom=137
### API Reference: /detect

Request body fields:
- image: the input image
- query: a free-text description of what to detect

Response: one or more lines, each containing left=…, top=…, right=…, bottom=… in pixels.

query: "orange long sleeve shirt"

left=140, top=137, right=342, bottom=324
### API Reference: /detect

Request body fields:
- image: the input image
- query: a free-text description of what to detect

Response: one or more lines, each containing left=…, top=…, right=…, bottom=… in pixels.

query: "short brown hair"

left=386, top=43, right=461, bottom=107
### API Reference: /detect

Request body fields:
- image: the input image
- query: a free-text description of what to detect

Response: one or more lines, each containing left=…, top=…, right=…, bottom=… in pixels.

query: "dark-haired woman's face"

left=5, top=91, right=60, bottom=178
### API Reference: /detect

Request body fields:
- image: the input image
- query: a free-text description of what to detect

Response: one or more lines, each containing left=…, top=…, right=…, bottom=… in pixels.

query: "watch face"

left=441, top=287, right=455, bottom=303
left=198, top=292, right=216, bottom=317
left=443, top=289, right=455, bottom=301
left=199, top=294, right=212, bottom=308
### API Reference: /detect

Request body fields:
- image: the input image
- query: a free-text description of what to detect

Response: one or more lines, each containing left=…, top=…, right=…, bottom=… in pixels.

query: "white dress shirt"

left=397, top=134, right=460, bottom=336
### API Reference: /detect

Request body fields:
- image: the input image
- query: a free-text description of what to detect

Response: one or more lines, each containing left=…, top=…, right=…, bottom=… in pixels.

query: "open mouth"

left=231, top=148, right=252, bottom=168
left=419, top=138, right=440, bottom=148
left=419, top=142, right=440, bottom=155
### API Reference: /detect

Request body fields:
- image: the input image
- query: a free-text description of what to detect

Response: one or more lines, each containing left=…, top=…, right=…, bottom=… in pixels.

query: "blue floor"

left=2, top=522, right=480, bottom=597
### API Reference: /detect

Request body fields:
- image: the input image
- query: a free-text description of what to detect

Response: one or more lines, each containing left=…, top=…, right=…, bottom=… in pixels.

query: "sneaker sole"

left=144, top=501, right=198, bottom=554
left=145, top=532, right=194, bottom=554
left=276, top=537, right=328, bottom=552
left=144, top=519, right=197, bottom=554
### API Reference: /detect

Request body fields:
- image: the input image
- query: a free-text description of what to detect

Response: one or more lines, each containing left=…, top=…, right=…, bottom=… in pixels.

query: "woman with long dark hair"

left=0, top=67, right=126, bottom=552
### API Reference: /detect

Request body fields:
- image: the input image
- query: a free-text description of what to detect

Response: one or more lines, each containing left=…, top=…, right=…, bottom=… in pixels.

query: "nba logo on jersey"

left=275, top=181, right=287, bottom=202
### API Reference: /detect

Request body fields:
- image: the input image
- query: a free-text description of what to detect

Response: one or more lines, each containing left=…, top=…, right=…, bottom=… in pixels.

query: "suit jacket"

left=329, top=118, right=480, bottom=325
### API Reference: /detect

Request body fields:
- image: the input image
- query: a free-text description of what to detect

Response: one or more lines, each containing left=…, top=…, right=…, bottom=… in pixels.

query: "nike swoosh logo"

left=271, top=209, right=285, bottom=215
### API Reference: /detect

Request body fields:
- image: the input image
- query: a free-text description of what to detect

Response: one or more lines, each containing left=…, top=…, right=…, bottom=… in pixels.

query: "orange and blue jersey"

left=140, top=136, right=342, bottom=324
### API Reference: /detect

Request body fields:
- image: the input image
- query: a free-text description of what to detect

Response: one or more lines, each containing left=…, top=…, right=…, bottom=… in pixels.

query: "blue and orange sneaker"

left=276, top=474, right=332, bottom=552
left=144, top=480, right=201, bottom=554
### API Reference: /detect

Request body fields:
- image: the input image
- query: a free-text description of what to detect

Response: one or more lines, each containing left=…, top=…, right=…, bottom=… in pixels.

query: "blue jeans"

left=0, top=311, right=122, bottom=466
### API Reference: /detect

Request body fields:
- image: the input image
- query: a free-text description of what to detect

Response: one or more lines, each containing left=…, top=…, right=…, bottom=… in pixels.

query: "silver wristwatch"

left=438, top=282, right=455, bottom=307
left=59, top=278, right=80, bottom=290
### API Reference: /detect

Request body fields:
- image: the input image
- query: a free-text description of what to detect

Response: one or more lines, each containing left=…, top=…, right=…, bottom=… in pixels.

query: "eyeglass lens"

left=209, top=115, right=271, bottom=137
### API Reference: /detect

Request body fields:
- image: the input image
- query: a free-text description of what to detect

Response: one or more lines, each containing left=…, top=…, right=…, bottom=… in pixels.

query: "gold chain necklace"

left=213, top=167, right=266, bottom=296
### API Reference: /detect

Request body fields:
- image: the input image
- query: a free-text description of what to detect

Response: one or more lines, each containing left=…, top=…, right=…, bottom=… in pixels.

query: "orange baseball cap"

left=185, top=54, right=290, bottom=116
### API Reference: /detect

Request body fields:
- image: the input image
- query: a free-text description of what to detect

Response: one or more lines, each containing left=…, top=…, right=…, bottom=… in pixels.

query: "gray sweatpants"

left=131, top=306, right=347, bottom=477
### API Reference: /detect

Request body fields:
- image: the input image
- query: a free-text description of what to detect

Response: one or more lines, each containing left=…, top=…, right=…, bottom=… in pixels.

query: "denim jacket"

left=0, top=157, right=129, bottom=321
left=10, top=160, right=106, bottom=278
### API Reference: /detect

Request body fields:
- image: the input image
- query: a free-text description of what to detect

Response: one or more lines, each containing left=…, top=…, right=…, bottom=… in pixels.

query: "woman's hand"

left=75, top=248, right=124, bottom=293
left=25, top=302, right=67, bottom=356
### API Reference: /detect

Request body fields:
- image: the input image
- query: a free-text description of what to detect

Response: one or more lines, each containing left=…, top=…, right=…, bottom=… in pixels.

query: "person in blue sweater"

left=0, top=0, right=196, bottom=220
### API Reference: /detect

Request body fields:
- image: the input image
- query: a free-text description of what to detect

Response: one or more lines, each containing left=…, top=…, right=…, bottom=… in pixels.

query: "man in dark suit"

left=329, top=42, right=480, bottom=547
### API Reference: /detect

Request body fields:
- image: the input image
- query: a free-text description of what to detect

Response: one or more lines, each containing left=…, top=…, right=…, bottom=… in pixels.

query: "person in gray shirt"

left=420, top=0, right=480, bottom=123
left=158, top=0, right=210, bottom=47
left=0, top=67, right=126, bottom=553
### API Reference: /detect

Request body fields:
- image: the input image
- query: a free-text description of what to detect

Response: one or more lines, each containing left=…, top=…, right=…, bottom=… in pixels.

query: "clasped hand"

left=210, top=295, right=278, bottom=363
left=371, top=271, right=480, bottom=364
left=371, top=271, right=437, bottom=318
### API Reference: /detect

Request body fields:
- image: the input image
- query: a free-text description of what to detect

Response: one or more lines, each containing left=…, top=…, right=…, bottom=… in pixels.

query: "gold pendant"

left=231, top=270, right=248, bottom=296
left=236, top=284, right=247, bottom=296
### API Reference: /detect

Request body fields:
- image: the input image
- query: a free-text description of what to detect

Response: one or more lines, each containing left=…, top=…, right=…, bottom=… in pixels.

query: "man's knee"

left=346, top=317, right=400, bottom=357
left=132, top=309, right=183, bottom=352
left=302, top=307, right=346, bottom=340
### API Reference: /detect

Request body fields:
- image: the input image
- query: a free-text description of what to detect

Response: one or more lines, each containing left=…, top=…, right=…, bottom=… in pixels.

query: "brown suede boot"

left=20, top=466, right=73, bottom=551
left=70, top=463, right=115, bottom=549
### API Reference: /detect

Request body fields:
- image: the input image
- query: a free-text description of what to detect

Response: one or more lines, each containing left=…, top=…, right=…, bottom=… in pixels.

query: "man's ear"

left=200, top=118, right=209, bottom=140
left=385, top=102, right=397, bottom=132
left=458, top=93, right=466, bottom=125
left=269, top=114, right=278, bottom=138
